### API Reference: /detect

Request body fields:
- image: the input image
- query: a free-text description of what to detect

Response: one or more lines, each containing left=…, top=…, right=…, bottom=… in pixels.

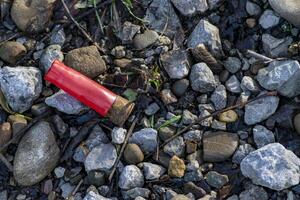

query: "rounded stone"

left=172, top=79, right=189, bottom=96
left=124, top=143, right=144, bottom=164
left=168, top=155, right=186, bottom=178
left=118, top=165, right=144, bottom=190
left=0, top=41, right=27, bottom=64
left=64, top=46, right=107, bottom=78
left=218, top=110, right=238, bottom=123
left=0, top=122, right=11, bottom=146
left=13, top=121, right=60, bottom=186
left=11, top=0, right=56, bottom=33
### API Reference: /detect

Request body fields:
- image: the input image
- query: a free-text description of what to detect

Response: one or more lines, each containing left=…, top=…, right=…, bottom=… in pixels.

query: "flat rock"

left=256, top=60, right=300, bottom=97
left=133, top=30, right=159, bottom=50
left=129, top=128, right=158, bottom=154
left=187, top=19, right=223, bottom=57
left=244, top=95, right=279, bottom=125
left=84, top=143, right=117, bottom=172
left=171, top=0, right=209, bottom=16
left=64, top=45, right=106, bottom=78
left=142, top=162, right=166, bottom=180
left=118, top=165, right=144, bottom=190
left=45, top=90, right=89, bottom=115
left=144, top=0, right=182, bottom=37
left=13, top=121, right=60, bottom=186
left=269, top=0, right=300, bottom=28
left=0, top=41, right=26, bottom=64
left=203, top=131, right=239, bottom=162
left=190, top=63, right=217, bottom=92
left=160, top=49, right=191, bottom=79
left=262, top=34, right=292, bottom=58
left=241, top=143, right=300, bottom=190
left=0, top=66, right=42, bottom=113
left=11, top=0, right=56, bottom=33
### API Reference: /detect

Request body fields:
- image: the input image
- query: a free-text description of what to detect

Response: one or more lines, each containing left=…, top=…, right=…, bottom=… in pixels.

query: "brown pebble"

left=114, top=58, right=131, bottom=68
left=0, top=122, right=12, bottom=146
left=183, top=182, right=206, bottom=198
left=168, top=155, right=186, bottom=178
left=124, top=143, right=144, bottom=164
left=186, top=141, right=197, bottom=154
left=8, top=115, right=27, bottom=135
left=246, top=18, right=256, bottom=28
left=0, top=41, right=27, bottom=64
left=294, top=113, right=300, bottom=134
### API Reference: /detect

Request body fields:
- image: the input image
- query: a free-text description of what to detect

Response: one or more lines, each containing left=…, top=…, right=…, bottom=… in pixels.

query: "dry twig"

left=246, top=50, right=274, bottom=62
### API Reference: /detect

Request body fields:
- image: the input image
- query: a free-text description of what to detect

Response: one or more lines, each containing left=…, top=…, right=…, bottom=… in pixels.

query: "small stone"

left=171, top=0, right=209, bottom=16
left=262, top=34, right=292, bottom=58
left=225, top=75, right=242, bottom=93
left=294, top=113, right=300, bottom=135
left=184, top=169, right=203, bottom=182
left=224, top=57, right=241, bottom=73
left=84, top=143, right=117, bottom=172
left=111, top=127, right=126, bottom=144
left=183, top=130, right=202, bottom=142
left=259, top=9, right=280, bottom=29
left=159, top=126, right=176, bottom=141
left=45, top=90, right=89, bottom=115
left=244, top=95, right=279, bottom=125
left=142, top=162, right=166, bottom=180
left=13, top=121, right=60, bottom=186
left=182, top=110, right=198, bottom=125
left=114, top=58, right=131, bottom=68
left=240, top=76, right=259, bottom=92
left=124, top=143, right=144, bottom=164
left=205, top=171, right=229, bottom=189
left=117, top=21, right=140, bottom=44
left=218, top=110, right=238, bottom=123
left=130, top=128, right=158, bottom=154
left=239, top=185, right=268, bottom=200
left=253, top=125, right=275, bottom=148
left=203, top=131, right=239, bottom=162
left=256, top=60, right=300, bottom=97
left=0, top=41, right=26, bottom=64
left=0, top=66, right=42, bottom=113
left=54, top=167, right=65, bottom=178
left=161, top=89, right=177, bottom=104
left=122, top=188, right=150, bottom=199
left=186, top=141, right=197, bottom=154
left=160, top=49, right=191, bottom=79
left=190, top=63, right=217, bottom=92
left=133, top=30, right=159, bottom=50
left=199, top=110, right=213, bottom=127
left=50, top=26, right=66, bottom=46
left=163, top=136, right=185, bottom=157
left=241, top=143, right=300, bottom=190
left=0, top=122, right=11, bottom=146
left=8, top=115, right=27, bottom=135
left=172, top=79, right=189, bottom=96
left=211, top=85, right=227, bottom=110
left=83, top=191, right=112, bottom=200
left=232, top=144, right=255, bottom=164
left=40, top=45, right=64, bottom=72
left=60, top=182, right=75, bottom=198
left=186, top=160, right=200, bottom=171
left=111, top=46, right=126, bottom=58
left=211, top=120, right=226, bottom=131
left=207, top=0, right=222, bottom=9
left=246, top=18, right=256, bottom=28
left=86, top=171, right=105, bottom=187
left=119, top=165, right=144, bottom=190
left=168, top=155, right=186, bottom=178
left=171, top=195, right=190, bottom=200
left=183, top=182, right=206, bottom=199
left=145, top=103, right=160, bottom=115
left=31, top=103, right=50, bottom=116
left=11, top=0, right=56, bottom=33
left=246, top=1, right=261, bottom=16
left=65, top=46, right=107, bottom=78
left=187, top=19, right=223, bottom=57
left=144, top=0, right=182, bottom=37
left=227, top=195, right=239, bottom=200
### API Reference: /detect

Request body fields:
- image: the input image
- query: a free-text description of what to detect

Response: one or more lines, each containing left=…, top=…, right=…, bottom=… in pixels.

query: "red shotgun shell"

left=44, top=60, right=117, bottom=117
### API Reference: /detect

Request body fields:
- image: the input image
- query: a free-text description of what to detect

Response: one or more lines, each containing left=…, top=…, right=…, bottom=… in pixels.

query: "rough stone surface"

left=0, top=122, right=11, bottom=146
left=144, top=0, right=182, bottom=37
left=259, top=9, right=280, bottom=29
left=240, top=76, right=259, bottom=92
left=225, top=75, right=242, bottom=93
left=40, top=45, right=64, bottom=72
left=269, top=0, right=300, bottom=28
left=256, top=60, right=300, bottom=97
left=262, top=34, right=292, bottom=58
left=64, top=46, right=106, bottom=78
left=160, top=49, right=190, bottom=79
left=241, top=143, right=300, bottom=190
left=172, top=79, right=189, bottom=96
left=203, top=131, right=239, bottom=162
left=224, top=57, right=241, bottom=73
left=171, top=0, right=208, bottom=16
left=142, top=162, right=166, bottom=180
left=244, top=95, right=279, bottom=125
left=168, top=156, right=186, bottom=178
left=0, top=41, right=27, bottom=64
left=253, top=125, right=275, bottom=148
left=211, top=85, right=227, bottom=110
left=111, top=127, right=126, bottom=144
left=118, top=165, right=144, bottom=190
left=130, top=128, right=158, bottom=154
left=163, top=136, right=185, bottom=157
left=205, top=171, right=229, bottom=189
left=83, top=191, right=112, bottom=200
left=190, top=63, right=217, bottom=92
left=117, top=21, right=141, bottom=44
left=84, top=143, right=117, bottom=172
left=145, top=102, right=160, bottom=115
left=13, top=121, right=60, bottom=186
left=45, top=90, right=89, bottom=115
left=122, top=188, right=150, bottom=199
left=133, top=30, right=159, bottom=50
left=246, top=1, right=261, bottom=16
left=11, top=0, right=56, bottom=33
left=232, top=144, right=255, bottom=164
left=187, top=19, right=223, bottom=57
left=0, top=66, right=42, bottom=113
left=239, top=185, right=268, bottom=200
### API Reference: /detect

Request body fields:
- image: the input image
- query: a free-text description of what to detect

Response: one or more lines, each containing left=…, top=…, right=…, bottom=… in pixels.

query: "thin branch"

left=246, top=50, right=273, bottom=62
left=0, top=153, right=13, bottom=171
